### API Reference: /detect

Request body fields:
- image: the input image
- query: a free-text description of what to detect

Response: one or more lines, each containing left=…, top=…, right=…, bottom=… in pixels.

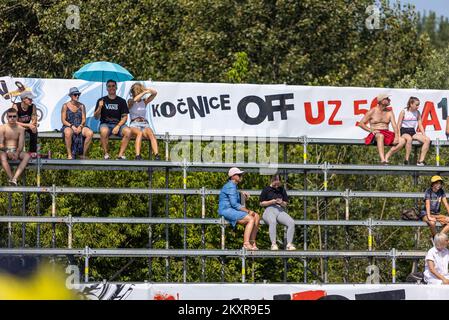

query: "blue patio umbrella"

left=73, top=61, right=134, bottom=82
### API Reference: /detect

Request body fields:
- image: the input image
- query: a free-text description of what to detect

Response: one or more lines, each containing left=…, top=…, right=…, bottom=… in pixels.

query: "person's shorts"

left=400, top=128, right=416, bottom=137
left=129, top=120, right=153, bottom=131
left=99, top=123, right=127, bottom=137
left=364, top=130, right=395, bottom=146
left=219, top=209, right=248, bottom=228
left=419, top=211, right=449, bottom=224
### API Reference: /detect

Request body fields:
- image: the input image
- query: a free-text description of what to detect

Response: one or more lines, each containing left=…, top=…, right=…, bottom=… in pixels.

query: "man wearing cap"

left=218, top=167, right=260, bottom=250
left=359, top=94, right=405, bottom=164
left=12, top=91, right=38, bottom=154
left=419, top=176, right=449, bottom=237
left=61, top=87, right=94, bottom=159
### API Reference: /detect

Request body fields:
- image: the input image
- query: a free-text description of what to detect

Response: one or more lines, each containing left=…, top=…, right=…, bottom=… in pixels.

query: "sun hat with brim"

left=377, top=93, right=390, bottom=102
left=431, top=176, right=443, bottom=184
left=228, top=167, right=244, bottom=177
left=19, top=91, right=35, bottom=100
left=68, top=87, right=81, bottom=96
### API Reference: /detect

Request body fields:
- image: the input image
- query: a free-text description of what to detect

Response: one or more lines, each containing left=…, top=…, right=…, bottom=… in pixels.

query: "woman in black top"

left=259, top=174, right=296, bottom=250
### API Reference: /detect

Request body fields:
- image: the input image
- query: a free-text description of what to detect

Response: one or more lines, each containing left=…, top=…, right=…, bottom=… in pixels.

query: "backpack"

left=401, top=208, right=420, bottom=221
left=405, top=272, right=426, bottom=284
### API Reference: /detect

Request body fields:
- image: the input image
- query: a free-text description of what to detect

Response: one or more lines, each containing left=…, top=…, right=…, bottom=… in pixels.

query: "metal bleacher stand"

left=0, top=133, right=448, bottom=284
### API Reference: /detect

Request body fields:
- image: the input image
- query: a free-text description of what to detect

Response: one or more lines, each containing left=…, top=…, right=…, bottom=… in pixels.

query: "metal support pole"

left=368, top=218, right=373, bottom=251
left=391, top=248, right=397, bottom=284
left=436, top=138, right=440, bottom=166
left=344, top=189, right=350, bottom=283
left=7, top=192, right=12, bottom=248
left=68, top=214, right=72, bottom=249
left=165, top=158, right=170, bottom=281
left=241, top=253, right=246, bottom=283
left=221, top=217, right=225, bottom=282
left=37, top=148, right=41, bottom=248
left=182, top=158, right=187, bottom=283
left=303, top=135, right=308, bottom=164
left=148, top=167, right=153, bottom=281
left=21, top=172, right=26, bottom=248
left=323, top=162, right=328, bottom=283
left=283, top=142, right=288, bottom=282
left=51, top=184, right=56, bottom=248
left=345, top=190, right=350, bottom=221
left=84, top=246, right=89, bottom=283
left=303, top=168, right=308, bottom=283
left=201, top=186, right=206, bottom=282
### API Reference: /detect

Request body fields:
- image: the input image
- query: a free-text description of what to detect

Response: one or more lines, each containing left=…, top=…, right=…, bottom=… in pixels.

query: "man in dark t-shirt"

left=419, top=176, right=449, bottom=237
left=94, top=79, right=131, bottom=160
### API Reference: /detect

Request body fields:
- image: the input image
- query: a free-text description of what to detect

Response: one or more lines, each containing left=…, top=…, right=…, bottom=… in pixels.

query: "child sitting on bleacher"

left=418, top=176, right=449, bottom=239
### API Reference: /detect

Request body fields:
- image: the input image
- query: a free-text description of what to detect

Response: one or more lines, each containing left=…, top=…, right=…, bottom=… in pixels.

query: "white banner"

left=1, top=76, right=448, bottom=139
left=76, top=283, right=449, bottom=300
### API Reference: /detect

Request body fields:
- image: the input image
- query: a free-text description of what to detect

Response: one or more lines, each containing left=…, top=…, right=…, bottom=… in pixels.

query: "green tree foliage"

left=0, top=0, right=446, bottom=283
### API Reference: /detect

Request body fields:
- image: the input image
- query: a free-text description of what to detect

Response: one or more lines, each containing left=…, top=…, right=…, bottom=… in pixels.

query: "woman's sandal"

left=243, top=242, right=253, bottom=250
left=250, top=241, right=259, bottom=250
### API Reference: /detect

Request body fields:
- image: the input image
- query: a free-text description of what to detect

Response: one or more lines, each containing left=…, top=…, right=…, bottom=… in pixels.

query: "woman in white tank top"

left=128, top=83, right=159, bottom=160
left=397, top=97, right=430, bottom=166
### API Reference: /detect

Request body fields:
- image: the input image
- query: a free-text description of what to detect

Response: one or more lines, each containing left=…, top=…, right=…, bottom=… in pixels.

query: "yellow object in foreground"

left=0, top=264, right=77, bottom=300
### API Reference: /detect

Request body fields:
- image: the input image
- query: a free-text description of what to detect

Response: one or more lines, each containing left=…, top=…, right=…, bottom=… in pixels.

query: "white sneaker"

left=104, top=153, right=110, bottom=160
left=271, top=243, right=279, bottom=250
left=286, top=243, right=296, bottom=251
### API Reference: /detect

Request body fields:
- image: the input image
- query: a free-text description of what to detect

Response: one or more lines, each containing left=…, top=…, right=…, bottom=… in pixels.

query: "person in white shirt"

left=424, top=233, right=449, bottom=284
left=397, top=97, right=430, bottom=166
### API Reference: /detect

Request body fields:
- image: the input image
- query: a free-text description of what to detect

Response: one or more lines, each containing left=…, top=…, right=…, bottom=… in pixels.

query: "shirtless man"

left=359, top=93, right=406, bottom=164
left=0, top=108, right=31, bottom=185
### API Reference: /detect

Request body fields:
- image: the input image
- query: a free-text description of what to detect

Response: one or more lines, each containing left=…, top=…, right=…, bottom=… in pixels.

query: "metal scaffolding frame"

left=2, top=133, right=447, bottom=283
left=0, top=247, right=425, bottom=284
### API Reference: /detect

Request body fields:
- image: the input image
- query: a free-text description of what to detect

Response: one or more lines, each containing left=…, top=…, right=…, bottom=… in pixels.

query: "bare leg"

left=130, top=127, right=143, bottom=156
left=118, top=127, right=132, bottom=157
left=143, top=128, right=159, bottom=156
left=99, top=126, right=110, bottom=156
left=413, top=134, right=431, bottom=163
left=385, top=137, right=406, bottom=162
left=402, top=134, right=412, bottom=161
left=13, top=152, right=31, bottom=180
left=375, top=134, right=385, bottom=162
left=82, top=127, right=94, bottom=158
left=249, top=213, right=260, bottom=248
left=238, top=215, right=255, bottom=247
left=63, top=127, right=73, bottom=159
left=0, top=152, right=13, bottom=180
left=423, top=216, right=438, bottom=237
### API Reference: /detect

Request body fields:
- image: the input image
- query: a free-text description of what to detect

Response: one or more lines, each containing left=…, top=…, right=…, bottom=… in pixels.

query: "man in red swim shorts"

left=359, top=93, right=406, bottom=164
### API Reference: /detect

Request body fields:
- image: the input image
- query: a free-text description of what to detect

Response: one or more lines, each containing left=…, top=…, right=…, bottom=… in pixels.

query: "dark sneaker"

left=404, top=160, right=409, bottom=165
left=154, top=154, right=161, bottom=161
left=135, top=155, right=142, bottom=160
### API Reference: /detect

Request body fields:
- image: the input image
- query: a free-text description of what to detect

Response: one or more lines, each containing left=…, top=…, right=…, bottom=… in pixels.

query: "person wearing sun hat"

left=218, top=167, right=260, bottom=250
left=419, top=176, right=449, bottom=238
left=60, top=87, right=94, bottom=159
left=358, top=93, right=406, bottom=164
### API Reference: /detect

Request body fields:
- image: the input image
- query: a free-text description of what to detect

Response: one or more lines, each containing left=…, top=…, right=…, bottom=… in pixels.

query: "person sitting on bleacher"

left=218, top=167, right=260, bottom=250
left=260, top=174, right=296, bottom=250
left=0, top=108, right=31, bottom=185
left=424, top=233, right=449, bottom=284
left=397, top=97, right=430, bottom=166
left=359, top=93, right=405, bottom=164
left=418, top=176, right=449, bottom=238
